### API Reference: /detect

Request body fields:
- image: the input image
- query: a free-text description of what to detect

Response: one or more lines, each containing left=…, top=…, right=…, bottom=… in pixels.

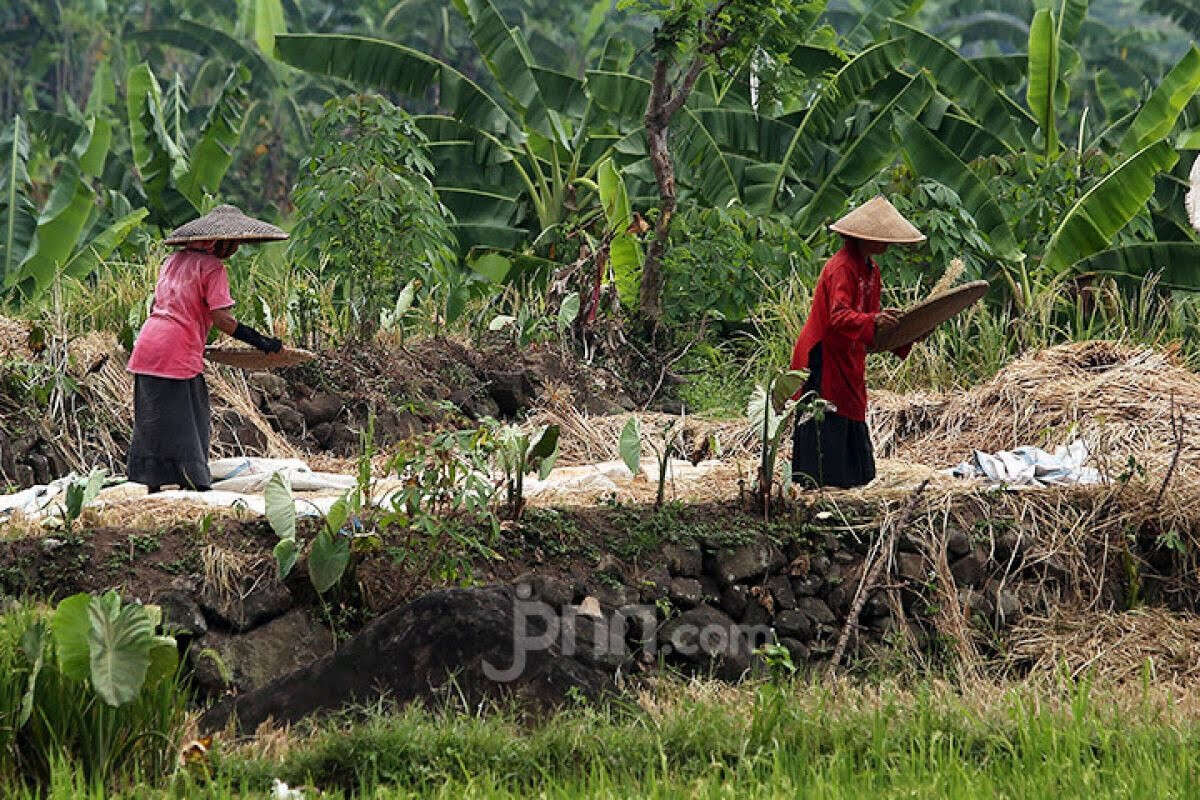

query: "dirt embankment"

left=0, top=325, right=635, bottom=488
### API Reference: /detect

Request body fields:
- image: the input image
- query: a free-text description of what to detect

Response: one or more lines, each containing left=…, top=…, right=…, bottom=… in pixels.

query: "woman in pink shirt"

left=127, top=205, right=288, bottom=492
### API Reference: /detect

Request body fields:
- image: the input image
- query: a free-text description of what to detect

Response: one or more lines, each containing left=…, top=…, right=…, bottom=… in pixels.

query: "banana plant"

left=0, top=114, right=148, bottom=301
left=125, top=62, right=252, bottom=229
left=748, top=368, right=827, bottom=519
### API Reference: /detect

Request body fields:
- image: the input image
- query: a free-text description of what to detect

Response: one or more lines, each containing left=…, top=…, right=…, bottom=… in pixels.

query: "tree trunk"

left=639, top=56, right=704, bottom=337
left=640, top=121, right=674, bottom=333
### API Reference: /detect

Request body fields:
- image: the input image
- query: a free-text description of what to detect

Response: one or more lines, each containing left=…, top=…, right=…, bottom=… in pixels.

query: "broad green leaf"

left=597, top=157, right=631, bottom=231
left=14, top=162, right=94, bottom=296
left=264, top=472, right=296, bottom=542
left=527, top=424, right=560, bottom=463
left=308, top=529, right=350, bottom=594
left=760, top=39, right=905, bottom=214
left=1120, top=45, right=1200, bottom=152
left=800, top=73, right=932, bottom=229
left=131, top=21, right=278, bottom=89
left=471, top=252, right=513, bottom=283
left=896, top=115, right=1023, bottom=262
left=1144, top=0, right=1200, bottom=37
left=178, top=66, right=250, bottom=203
left=619, top=417, right=642, bottom=476
left=253, top=0, right=287, bottom=55
left=51, top=593, right=92, bottom=681
left=325, top=494, right=351, bottom=537
left=1027, top=9, right=1059, bottom=158
left=586, top=70, right=652, bottom=120
left=538, top=439, right=559, bottom=480
left=144, top=635, right=179, bottom=689
left=18, top=620, right=47, bottom=726
left=610, top=233, right=641, bottom=308
left=276, top=34, right=520, bottom=139
left=273, top=538, right=298, bottom=580
left=72, top=116, right=112, bottom=179
left=85, top=59, right=115, bottom=115
left=453, top=0, right=559, bottom=142
left=63, top=208, right=149, bottom=282
left=558, top=291, right=580, bottom=332
left=87, top=592, right=155, bottom=707
left=1072, top=243, right=1200, bottom=290
left=770, top=370, right=809, bottom=414
left=1043, top=141, right=1178, bottom=272
left=0, top=116, right=36, bottom=282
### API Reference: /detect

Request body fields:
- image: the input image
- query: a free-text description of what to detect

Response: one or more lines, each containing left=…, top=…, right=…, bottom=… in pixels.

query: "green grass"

left=14, top=677, right=1200, bottom=798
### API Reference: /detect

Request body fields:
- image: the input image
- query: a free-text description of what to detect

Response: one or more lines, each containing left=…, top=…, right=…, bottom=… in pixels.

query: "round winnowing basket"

left=869, top=280, right=990, bottom=353
left=204, top=346, right=315, bottom=370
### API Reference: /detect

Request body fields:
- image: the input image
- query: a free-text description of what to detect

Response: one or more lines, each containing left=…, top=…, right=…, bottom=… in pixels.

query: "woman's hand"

left=875, top=308, right=902, bottom=333
left=232, top=323, right=283, bottom=354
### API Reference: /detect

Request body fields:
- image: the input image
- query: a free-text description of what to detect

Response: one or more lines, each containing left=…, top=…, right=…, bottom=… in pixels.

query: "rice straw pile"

left=1005, top=608, right=1200, bottom=684
left=871, top=340, right=1200, bottom=479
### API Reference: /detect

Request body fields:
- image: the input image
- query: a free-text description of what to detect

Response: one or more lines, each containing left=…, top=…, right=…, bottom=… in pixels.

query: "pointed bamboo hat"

left=829, top=195, right=926, bottom=244
left=164, top=204, right=288, bottom=246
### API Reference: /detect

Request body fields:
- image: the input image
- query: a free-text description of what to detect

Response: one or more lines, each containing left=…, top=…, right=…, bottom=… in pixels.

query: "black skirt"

left=126, top=374, right=213, bottom=490
left=791, top=343, right=876, bottom=489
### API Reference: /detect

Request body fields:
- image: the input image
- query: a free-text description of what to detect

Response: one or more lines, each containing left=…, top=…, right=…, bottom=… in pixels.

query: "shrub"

left=288, top=94, right=458, bottom=339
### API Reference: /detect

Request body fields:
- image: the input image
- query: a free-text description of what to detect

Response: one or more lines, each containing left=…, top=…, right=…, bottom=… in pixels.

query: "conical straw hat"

left=164, top=205, right=288, bottom=246
left=829, top=195, right=926, bottom=244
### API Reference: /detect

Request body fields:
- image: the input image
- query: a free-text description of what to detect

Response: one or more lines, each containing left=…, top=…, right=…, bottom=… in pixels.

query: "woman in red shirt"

left=126, top=205, right=288, bottom=492
left=791, top=196, right=925, bottom=489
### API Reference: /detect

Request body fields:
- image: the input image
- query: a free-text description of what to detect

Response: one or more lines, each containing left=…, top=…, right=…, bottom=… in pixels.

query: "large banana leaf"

left=800, top=73, right=933, bottom=230
left=62, top=208, right=150, bottom=282
left=968, top=54, right=1027, bottom=87
left=452, top=0, right=562, bottom=143
left=1054, top=0, right=1090, bottom=43
left=894, top=23, right=1037, bottom=145
left=897, top=114, right=1024, bottom=262
left=675, top=109, right=742, bottom=207
left=1141, top=0, right=1200, bottom=36
left=1042, top=141, right=1178, bottom=272
left=1074, top=242, right=1200, bottom=290
left=13, top=161, right=95, bottom=295
left=127, top=63, right=194, bottom=226
left=836, top=0, right=924, bottom=49
left=930, top=112, right=1015, bottom=160
left=275, top=34, right=520, bottom=140
left=1027, top=8, right=1059, bottom=157
left=0, top=116, right=36, bottom=283
left=177, top=66, right=251, bottom=204
left=758, top=39, right=905, bottom=214
left=586, top=70, right=651, bottom=123
left=1119, top=44, right=1200, bottom=153
left=131, top=21, right=277, bottom=88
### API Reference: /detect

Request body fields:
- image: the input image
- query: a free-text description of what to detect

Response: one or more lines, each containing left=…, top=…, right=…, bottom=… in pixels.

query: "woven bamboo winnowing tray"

left=204, top=346, right=315, bottom=370
left=869, top=280, right=989, bottom=353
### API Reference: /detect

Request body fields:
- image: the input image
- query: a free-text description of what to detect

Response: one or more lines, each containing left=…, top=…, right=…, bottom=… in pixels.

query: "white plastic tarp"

left=947, top=440, right=1104, bottom=488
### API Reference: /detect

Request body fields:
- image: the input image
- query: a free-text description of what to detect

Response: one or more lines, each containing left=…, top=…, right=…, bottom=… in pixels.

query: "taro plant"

left=492, top=423, right=561, bottom=518
left=748, top=367, right=828, bottom=518
left=619, top=415, right=683, bottom=509
left=59, top=468, right=107, bottom=535
left=265, top=472, right=354, bottom=595
left=0, top=593, right=185, bottom=785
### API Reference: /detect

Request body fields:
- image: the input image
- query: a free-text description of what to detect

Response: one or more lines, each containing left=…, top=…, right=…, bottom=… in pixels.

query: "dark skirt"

left=127, top=374, right=213, bottom=490
left=791, top=343, right=876, bottom=489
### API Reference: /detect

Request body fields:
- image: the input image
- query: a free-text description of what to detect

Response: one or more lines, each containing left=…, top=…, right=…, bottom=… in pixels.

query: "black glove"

left=232, top=323, right=283, bottom=354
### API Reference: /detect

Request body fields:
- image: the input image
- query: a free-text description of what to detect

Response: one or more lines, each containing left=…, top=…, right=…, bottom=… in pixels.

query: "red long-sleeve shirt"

left=790, top=244, right=908, bottom=422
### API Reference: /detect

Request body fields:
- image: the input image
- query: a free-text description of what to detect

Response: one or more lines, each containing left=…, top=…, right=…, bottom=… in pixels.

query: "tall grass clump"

left=0, top=597, right=189, bottom=793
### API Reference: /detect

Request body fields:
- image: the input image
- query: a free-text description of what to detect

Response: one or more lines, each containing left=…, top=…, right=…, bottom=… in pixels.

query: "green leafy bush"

left=288, top=94, right=458, bottom=339
left=660, top=205, right=811, bottom=331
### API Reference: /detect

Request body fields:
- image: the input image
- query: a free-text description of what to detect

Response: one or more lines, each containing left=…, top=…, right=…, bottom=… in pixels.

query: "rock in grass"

left=191, top=609, right=333, bottom=696
left=796, top=597, right=836, bottom=627
left=199, top=586, right=612, bottom=733
left=156, top=590, right=207, bottom=639
left=773, top=610, right=813, bottom=641
left=657, top=604, right=752, bottom=680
